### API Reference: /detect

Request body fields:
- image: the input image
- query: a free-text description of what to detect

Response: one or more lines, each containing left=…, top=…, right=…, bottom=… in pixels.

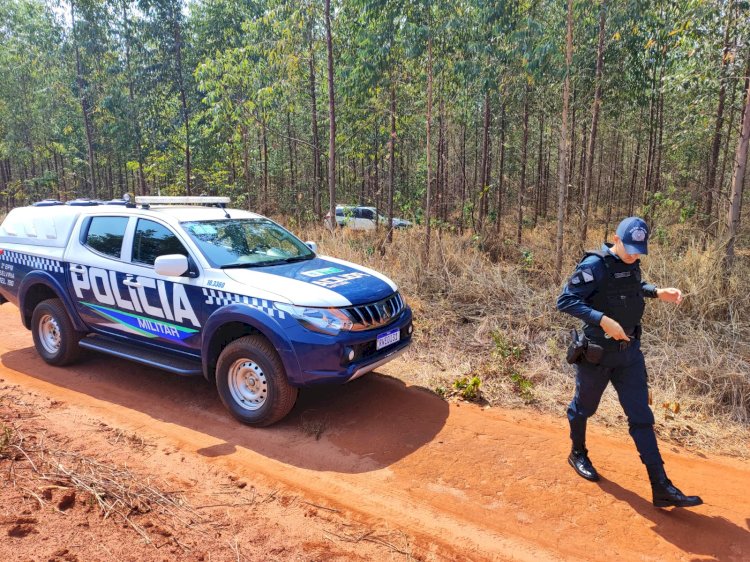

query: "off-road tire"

left=216, top=335, right=298, bottom=426
left=31, top=298, right=82, bottom=366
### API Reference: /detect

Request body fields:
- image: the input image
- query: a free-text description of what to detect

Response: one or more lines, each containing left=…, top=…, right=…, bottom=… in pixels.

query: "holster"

left=566, top=329, right=586, bottom=364
left=566, top=329, right=605, bottom=365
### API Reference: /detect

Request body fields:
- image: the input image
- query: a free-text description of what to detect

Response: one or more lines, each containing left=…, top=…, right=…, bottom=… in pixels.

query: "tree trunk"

left=517, top=86, right=530, bottom=244
left=325, top=0, right=336, bottom=231
left=579, top=0, right=606, bottom=250
left=649, top=79, right=665, bottom=225
left=555, top=0, right=574, bottom=282
left=534, top=110, right=544, bottom=228
left=478, top=91, right=491, bottom=232
left=387, top=83, right=396, bottom=244
left=628, top=126, right=642, bottom=216
left=643, top=64, right=658, bottom=203
left=170, top=4, right=191, bottom=196
left=724, top=56, right=750, bottom=280
left=704, top=1, right=734, bottom=240
left=287, top=110, right=296, bottom=202
left=308, top=28, right=322, bottom=218
left=460, top=123, right=467, bottom=234
left=495, top=102, right=506, bottom=234
left=436, top=96, right=445, bottom=223
left=717, top=69, right=740, bottom=216
left=261, top=116, right=269, bottom=209
left=71, top=0, right=97, bottom=199
left=122, top=1, right=147, bottom=196
left=566, top=87, right=577, bottom=218
left=425, top=35, right=433, bottom=260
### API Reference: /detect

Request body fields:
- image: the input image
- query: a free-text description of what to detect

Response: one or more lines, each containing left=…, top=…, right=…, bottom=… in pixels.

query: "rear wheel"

left=31, top=298, right=82, bottom=366
left=215, top=335, right=297, bottom=426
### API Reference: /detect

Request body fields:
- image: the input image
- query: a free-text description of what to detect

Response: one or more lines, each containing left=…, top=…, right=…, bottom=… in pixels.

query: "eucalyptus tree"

left=0, top=0, right=74, bottom=203
left=724, top=53, right=750, bottom=279
left=579, top=0, right=607, bottom=249
left=555, top=0, right=573, bottom=282
left=337, top=0, right=414, bottom=242
left=69, top=0, right=113, bottom=198
left=138, top=0, right=196, bottom=194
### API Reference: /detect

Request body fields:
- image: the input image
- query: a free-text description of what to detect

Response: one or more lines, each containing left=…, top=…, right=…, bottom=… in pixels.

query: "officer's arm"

left=641, top=281, right=659, bottom=298
left=556, top=257, right=606, bottom=326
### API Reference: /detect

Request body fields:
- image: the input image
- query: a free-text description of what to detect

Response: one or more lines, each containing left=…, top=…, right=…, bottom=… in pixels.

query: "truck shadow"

left=2, top=347, right=449, bottom=474
left=597, top=477, right=750, bottom=560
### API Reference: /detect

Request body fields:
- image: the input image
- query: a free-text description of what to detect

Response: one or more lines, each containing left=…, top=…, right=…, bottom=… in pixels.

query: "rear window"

left=85, top=216, right=128, bottom=258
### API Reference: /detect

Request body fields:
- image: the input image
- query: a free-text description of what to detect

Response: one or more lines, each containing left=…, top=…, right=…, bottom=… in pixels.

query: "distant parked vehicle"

left=324, top=205, right=412, bottom=231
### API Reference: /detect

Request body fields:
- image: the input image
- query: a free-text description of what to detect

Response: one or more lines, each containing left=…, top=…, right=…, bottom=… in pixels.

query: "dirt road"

left=1, top=305, right=748, bottom=561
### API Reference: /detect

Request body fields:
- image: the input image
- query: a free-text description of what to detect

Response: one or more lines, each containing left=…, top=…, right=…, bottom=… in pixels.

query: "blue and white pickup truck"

left=0, top=197, right=412, bottom=425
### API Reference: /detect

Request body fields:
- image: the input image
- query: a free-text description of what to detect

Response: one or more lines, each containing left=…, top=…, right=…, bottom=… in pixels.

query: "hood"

left=223, top=256, right=397, bottom=307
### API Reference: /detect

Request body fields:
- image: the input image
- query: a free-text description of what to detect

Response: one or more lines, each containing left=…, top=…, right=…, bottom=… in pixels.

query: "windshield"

left=181, top=218, right=314, bottom=268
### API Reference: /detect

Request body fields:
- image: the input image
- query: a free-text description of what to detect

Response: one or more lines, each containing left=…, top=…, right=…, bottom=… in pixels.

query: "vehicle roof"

left=142, top=206, right=263, bottom=222
left=0, top=203, right=266, bottom=248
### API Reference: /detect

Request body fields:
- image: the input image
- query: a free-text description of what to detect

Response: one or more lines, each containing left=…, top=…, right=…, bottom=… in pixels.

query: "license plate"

left=376, top=328, right=400, bottom=351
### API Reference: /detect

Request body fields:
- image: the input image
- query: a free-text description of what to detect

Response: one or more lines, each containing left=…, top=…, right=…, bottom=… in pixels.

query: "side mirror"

left=154, top=254, right=189, bottom=277
left=305, top=241, right=318, bottom=253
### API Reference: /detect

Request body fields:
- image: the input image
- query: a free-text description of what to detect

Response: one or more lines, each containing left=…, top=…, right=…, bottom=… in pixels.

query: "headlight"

left=274, top=303, right=353, bottom=335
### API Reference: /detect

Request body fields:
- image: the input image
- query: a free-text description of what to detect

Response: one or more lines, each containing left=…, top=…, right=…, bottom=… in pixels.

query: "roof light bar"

left=135, top=196, right=231, bottom=205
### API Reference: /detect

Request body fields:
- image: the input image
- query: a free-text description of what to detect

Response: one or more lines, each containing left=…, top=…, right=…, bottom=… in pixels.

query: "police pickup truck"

left=0, top=197, right=412, bottom=426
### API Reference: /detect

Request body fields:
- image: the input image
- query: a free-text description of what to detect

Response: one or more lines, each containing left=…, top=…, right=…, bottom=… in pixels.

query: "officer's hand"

left=600, top=315, right=630, bottom=341
left=657, top=287, right=683, bottom=304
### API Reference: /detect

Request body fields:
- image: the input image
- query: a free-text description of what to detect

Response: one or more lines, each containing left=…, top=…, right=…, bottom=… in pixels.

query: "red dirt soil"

left=0, top=304, right=748, bottom=561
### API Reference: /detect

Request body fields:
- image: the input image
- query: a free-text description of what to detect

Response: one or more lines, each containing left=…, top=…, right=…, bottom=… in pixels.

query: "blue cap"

left=616, top=217, right=649, bottom=255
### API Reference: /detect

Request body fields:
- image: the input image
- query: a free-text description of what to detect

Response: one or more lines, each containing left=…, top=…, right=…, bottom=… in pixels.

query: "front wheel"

left=215, top=335, right=298, bottom=426
left=31, top=298, right=82, bottom=366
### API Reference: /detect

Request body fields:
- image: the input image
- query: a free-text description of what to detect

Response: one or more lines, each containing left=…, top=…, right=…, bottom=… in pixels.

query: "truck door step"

left=78, top=335, right=203, bottom=376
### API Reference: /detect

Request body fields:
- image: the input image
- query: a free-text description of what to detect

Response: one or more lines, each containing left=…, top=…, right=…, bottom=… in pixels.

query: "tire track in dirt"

left=0, top=305, right=748, bottom=561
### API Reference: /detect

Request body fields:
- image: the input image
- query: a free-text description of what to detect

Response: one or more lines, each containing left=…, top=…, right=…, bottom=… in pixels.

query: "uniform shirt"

left=557, top=243, right=658, bottom=328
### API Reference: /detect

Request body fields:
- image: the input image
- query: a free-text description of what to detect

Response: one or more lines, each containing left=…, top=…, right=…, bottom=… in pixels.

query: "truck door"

left=66, top=215, right=206, bottom=355
left=123, top=217, right=206, bottom=354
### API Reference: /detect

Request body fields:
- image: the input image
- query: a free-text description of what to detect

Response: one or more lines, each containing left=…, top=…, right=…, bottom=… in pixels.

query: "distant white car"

left=324, top=205, right=412, bottom=231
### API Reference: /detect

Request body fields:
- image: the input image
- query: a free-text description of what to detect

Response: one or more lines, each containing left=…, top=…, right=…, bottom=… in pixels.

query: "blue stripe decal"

left=82, top=302, right=199, bottom=343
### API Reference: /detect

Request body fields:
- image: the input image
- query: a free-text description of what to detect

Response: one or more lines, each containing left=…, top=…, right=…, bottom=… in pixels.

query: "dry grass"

left=292, top=220, right=750, bottom=457
left=0, top=392, right=201, bottom=547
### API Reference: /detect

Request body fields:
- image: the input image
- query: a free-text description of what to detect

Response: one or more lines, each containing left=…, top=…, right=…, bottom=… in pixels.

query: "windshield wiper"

left=219, top=262, right=267, bottom=269
left=279, top=255, right=314, bottom=264
left=220, top=254, right=313, bottom=269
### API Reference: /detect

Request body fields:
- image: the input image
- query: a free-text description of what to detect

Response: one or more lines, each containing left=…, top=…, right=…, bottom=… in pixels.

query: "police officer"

left=557, top=217, right=702, bottom=508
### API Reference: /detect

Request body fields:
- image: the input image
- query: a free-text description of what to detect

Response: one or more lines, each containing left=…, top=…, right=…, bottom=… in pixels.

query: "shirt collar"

left=603, top=242, right=620, bottom=261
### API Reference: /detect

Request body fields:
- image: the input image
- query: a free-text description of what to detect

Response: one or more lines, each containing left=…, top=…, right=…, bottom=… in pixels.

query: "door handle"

left=123, top=277, right=141, bottom=288
left=69, top=264, right=86, bottom=274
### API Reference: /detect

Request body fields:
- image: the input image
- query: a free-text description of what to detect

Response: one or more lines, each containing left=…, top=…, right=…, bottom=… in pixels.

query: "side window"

left=85, top=216, right=129, bottom=258
left=132, top=219, right=188, bottom=267
left=361, top=209, right=375, bottom=220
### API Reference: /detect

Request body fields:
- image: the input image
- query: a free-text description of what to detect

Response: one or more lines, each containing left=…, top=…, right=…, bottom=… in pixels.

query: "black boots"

left=568, top=448, right=600, bottom=481
left=647, top=464, right=703, bottom=508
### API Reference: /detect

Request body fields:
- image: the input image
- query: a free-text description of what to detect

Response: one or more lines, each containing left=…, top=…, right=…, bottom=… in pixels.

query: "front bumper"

left=282, top=306, right=413, bottom=386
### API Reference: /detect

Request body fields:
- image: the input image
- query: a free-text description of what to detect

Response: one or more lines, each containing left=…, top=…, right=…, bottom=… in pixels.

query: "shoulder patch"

left=569, top=268, right=594, bottom=287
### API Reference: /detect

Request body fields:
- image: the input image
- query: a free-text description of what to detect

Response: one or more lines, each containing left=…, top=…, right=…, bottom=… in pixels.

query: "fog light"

left=408, top=324, right=413, bottom=335
left=344, top=347, right=355, bottom=362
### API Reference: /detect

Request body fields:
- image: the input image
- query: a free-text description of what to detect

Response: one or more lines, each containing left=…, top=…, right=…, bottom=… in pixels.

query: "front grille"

left=343, top=292, right=405, bottom=331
